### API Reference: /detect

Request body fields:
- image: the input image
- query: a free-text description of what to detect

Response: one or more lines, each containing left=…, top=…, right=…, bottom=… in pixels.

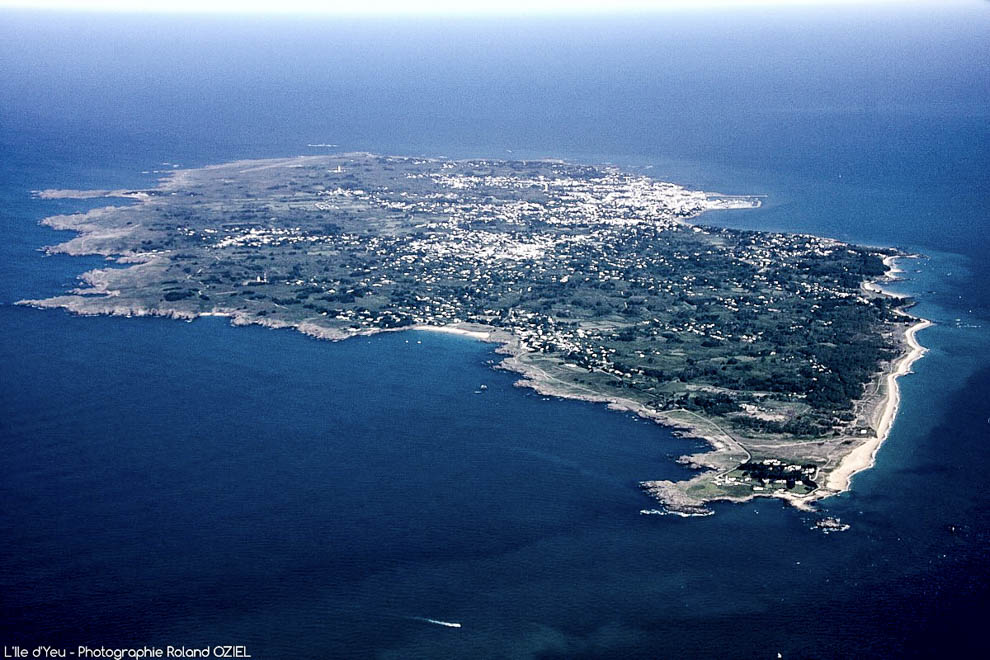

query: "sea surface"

left=1, top=5, right=988, bottom=658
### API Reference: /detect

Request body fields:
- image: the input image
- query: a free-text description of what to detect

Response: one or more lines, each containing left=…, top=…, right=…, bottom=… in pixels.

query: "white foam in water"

left=410, top=616, right=462, bottom=628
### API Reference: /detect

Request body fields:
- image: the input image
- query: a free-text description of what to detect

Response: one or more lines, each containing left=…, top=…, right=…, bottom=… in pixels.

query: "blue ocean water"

left=1, top=5, right=988, bottom=658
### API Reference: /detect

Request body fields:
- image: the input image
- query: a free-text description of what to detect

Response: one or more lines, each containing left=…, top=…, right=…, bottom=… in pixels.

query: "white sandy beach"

left=413, top=324, right=494, bottom=341
left=825, top=317, right=932, bottom=492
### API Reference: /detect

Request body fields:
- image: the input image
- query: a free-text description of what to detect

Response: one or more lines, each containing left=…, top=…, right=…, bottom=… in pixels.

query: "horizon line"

left=0, top=0, right=973, bottom=17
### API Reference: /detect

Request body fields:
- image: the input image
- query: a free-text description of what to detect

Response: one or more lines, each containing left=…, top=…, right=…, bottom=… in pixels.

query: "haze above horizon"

left=0, top=0, right=976, bottom=16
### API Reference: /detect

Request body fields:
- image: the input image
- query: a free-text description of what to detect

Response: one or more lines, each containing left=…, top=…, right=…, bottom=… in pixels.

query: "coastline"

left=20, top=263, right=929, bottom=515
left=17, top=167, right=932, bottom=516
left=641, top=254, right=932, bottom=513
left=824, top=316, right=932, bottom=493
left=818, top=252, right=931, bottom=494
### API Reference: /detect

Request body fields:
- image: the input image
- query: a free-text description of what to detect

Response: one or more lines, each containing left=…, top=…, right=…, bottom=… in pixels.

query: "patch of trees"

left=375, top=315, right=415, bottom=329
left=732, top=413, right=831, bottom=438
left=684, top=392, right=740, bottom=415
left=294, top=286, right=323, bottom=299
left=163, top=290, right=194, bottom=301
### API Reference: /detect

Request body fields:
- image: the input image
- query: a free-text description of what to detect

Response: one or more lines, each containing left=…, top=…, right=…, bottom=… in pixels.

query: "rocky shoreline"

left=17, top=159, right=927, bottom=516
left=19, top=284, right=928, bottom=516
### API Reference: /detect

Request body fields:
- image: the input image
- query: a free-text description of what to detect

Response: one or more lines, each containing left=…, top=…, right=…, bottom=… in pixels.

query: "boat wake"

left=409, top=616, right=462, bottom=628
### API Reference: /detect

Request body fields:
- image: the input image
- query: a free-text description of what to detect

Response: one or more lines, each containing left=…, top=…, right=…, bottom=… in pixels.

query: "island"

left=20, top=153, right=930, bottom=515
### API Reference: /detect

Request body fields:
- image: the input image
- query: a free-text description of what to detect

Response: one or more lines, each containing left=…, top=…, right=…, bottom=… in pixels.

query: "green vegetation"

left=31, top=154, right=913, bottom=510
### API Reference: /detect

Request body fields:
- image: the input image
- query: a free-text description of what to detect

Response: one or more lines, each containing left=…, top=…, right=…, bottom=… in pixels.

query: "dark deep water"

left=1, top=5, right=988, bottom=658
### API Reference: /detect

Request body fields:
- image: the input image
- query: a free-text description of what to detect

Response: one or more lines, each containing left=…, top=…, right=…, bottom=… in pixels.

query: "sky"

left=0, top=0, right=973, bottom=15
